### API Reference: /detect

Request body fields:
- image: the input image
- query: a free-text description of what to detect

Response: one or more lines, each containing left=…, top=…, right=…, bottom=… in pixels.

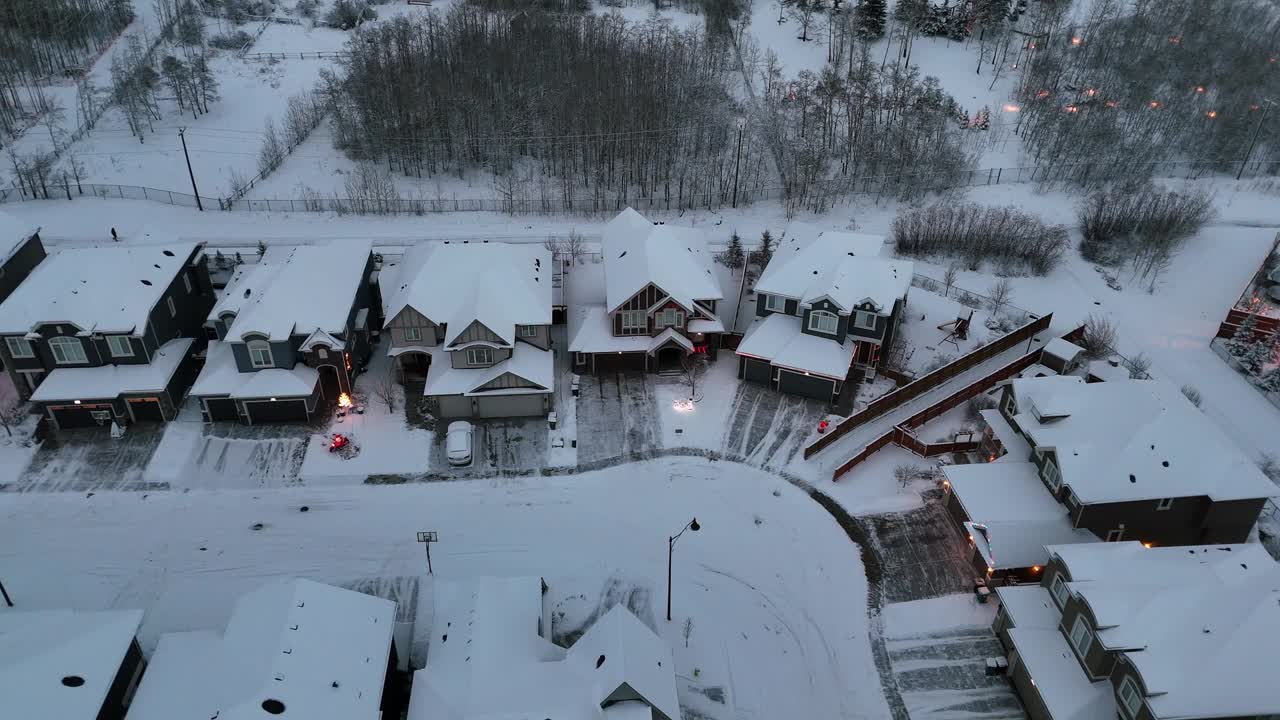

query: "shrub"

left=1078, top=185, right=1214, bottom=272
left=1180, top=384, right=1202, bottom=408
left=324, top=0, right=377, bottom=29
left=893, top=202, right=1068, bottom=276
left=1079, top=313, right=1118, bottom=360
left=1126, top=351, right=1152, bottom=379
left=209, top=30, right=253, bottom=50
left=964, top=393, right=997, bottom=422
left=296, top=0, right=319, bottom=18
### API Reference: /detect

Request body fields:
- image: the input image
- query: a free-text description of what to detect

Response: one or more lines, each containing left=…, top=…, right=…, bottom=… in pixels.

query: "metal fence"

left=0, top=183, right=220, bottom=209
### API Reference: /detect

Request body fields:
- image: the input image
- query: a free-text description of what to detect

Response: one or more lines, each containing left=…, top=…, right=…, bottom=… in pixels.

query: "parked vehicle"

left=447, top=421, right=474, bottom=466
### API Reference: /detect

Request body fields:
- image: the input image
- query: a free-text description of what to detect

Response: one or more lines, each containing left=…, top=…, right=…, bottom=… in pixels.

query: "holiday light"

left=1195, top=85, right=1206, bottom=93
left=338, top=392, right=352, bottom=409
left=1070, top=36, right=1082, bottom=45
left=1105, top=100, right=1118, bottom=108
left=1003, top=104, right=1021, bottom=112
left=1065, top=104, right=1080, bottom=113
left=1149, top=101, right=1162, bottom=109
left=1035, top=89, right=1051, bottom=99
left=1206, top=110, right=1218, bottom=119
left=672, top=398, right=695, bottom=413
left=1085, top=88, right=1097, bottom=97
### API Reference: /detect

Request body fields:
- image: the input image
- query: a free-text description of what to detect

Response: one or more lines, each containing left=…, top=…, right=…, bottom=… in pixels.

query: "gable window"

left=107, top=336, right=134, bottom=358
left=167, top=296, right=177, bottom=318
left=1156, top=497, right=1174, bottom=511
left=5, top=337, right=33, bottom=359
left=247, top=339, right=274, bottom=368
left=404, top=327, right=422, bottom=342
left=1041, top=456, right=1062, bottom=491
left=183, top=273, right=193, bottom=294
left=467, top=347, right=493, bottom=365
left=854, top=310, right=878, bottom=330
left=1050, top=574, right=1070, bottom=608
left=49, top=337, right=87, bottom=365
left=765, top=294, right=786, bottom=312
left=1068, top=615, right=1094, bottom=659
left=620, top=310, right=646, bottom=333
left=655, top=309, right=685, bottom=329
left=808, top=310, right=838, bottom=334
left=520, top=325, right=538, bottom=338
left=317, top=348, right=328, bottom=359
left=1118, top=676, right=1144, bottom=719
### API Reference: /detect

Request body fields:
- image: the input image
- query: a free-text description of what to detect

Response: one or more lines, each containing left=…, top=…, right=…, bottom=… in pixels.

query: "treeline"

left=1012, top=0, right=1280, bottom=185
left=322, top=8, right=770, bottom=211
left=0, top=0, right=134, bottom=137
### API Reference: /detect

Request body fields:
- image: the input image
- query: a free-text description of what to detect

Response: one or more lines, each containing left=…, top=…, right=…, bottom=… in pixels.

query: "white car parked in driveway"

left=446, top=421, right=474, bottom=466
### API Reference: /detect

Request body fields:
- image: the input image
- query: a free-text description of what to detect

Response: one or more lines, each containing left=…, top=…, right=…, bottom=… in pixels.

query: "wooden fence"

left=1216, top=308, right=1280, bottom=341
left=805, top=312, right=1053, bottom=459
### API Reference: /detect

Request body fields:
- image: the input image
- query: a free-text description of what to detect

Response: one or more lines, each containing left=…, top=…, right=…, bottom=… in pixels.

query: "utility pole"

left=0, top=578, right=12, bottom=607
left=731, top=119, right=745, bottom=209
left=178, top=127, right=204, bottom=211
left=1237, top=98, right=1275, bottom=181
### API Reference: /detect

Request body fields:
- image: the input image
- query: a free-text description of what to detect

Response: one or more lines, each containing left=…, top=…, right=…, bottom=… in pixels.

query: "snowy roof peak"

left=757, top=224, right=910, bottom=313
left=0, top=242, right=197, bottom=335
left=601, top=208, right=722, bottom=313
left=0, top=210, right=38, bottom=263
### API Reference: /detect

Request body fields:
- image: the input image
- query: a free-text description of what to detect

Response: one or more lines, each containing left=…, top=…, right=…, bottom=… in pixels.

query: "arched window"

left=49, top=337, right=88, bottom=364
left=247, top=339, right=274, bottom=368
left=807, top=310, right=838, bottom=334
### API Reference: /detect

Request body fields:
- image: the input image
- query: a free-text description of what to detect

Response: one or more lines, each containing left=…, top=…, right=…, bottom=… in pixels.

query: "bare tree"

left=1079, top=313, right=1118, bottom=360
left=893, top=462, right=920, bottom=488
left=1126, top=352, right=1152, bottom=379
left=680, top=353, right=709, bottom=401
left=942, top=263, right=959, bottom=297
left=988, top=277, right=1014, bottom=314
left=564, top=229, right=586, bottom=265
left=370, top=368, right=398, bottom=413
left=0, top=399, right=26, bottom=437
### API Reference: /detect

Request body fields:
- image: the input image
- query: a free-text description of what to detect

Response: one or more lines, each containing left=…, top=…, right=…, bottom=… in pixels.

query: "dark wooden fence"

left=805, top=313, right=1053, bottom=459
left=1216, top=308, right=1280, bottom=341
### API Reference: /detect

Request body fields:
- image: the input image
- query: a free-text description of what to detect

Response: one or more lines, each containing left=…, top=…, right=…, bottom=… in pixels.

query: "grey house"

left=381, top=241, right=553, bottom=418
left=190, top=240, right=380, bottom=424
left=990, top=542, right=1279, bottom=720
left=0, top=212, right=46, bottom=305
left=944, top=376, right=1277, bottom=583
left=0, top=242, right=212, bottom=429
left=736, top=225, right=911, bottom=403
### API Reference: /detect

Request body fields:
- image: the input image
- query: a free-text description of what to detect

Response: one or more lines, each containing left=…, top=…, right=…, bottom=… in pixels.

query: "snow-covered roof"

left=190, top=340, right=318, bottom=399
left=298, top=328, right=345, bottom=352
left=993, top=585, right=1060, bottom=630
left=422, top=343, right=553, bottom=397
left=649, top=327, right=693, bottom=354
left=30, top=338, right=192, bottom=402
left=408, top=577, right=679, bottom=720
left=1085, top=359, right=1129, bottom=382
left=1050, top=541, right=1273, bottom=586
left=0, top=609, right=143, bottom=720
left=568, top=305, right=652, bottom=354
left=736, top=313, right=855, bottom=381
left=0, top=242, right=198, bottom=334
left=1042, top=337, right=1085, bottom=365
left=946, top=462, right=1098, bottom=570
left=980, top=408, right=1031, bottom=462
left=687, top=317, right=724, bottom=334
left=126, top=578, right=395, bottom=720
left=382, top=242, right=551, bottom=347
left=212, top=241, right=371, bottom=342
left=0, top=210, right=38, bottom=263
left=601, top=208, right=721, bottom=314
left=757, top=225, right=910, bottom=313
left=1007, top=628, right=1116, bottom=720
left=1010, top=378, right=1277, bottom=503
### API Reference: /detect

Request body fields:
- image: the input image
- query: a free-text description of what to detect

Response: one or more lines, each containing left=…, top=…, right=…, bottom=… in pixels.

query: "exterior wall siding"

left=847, top=300, right=889, bottom=341
left=474, top=372, right=542, bottom=391
left=800, top=298, right=849, bottom=341
left=0, top=234, right=46, bottom=304
left=1056, top=596, right=1117, bottom=680
left=97, top=637, right=146, bottom=720
left=386, top=305, right=440, bottom=348
left=776, top=368, right=839, bottom=401
left=450, top=346, right=512, bottom=369
left=450, top=320, right=505, bottom=346
left=1008, top=654, right=1056, bottom=720
left=516, top=324, right=551, bottom=350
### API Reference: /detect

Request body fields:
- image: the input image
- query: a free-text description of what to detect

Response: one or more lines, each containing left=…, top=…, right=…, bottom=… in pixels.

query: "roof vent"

left=619, top=251, right=627, bottom=258
left=61, top=676, right=85, bottom=688
left=1129, top=474, right=1136, bottom=483
left=244, top=288, right=252, bottom=299
left=163, top=250, right=175, bottom=257
left=1162, top=460, right=1169, bottom=467
left=153, top=264, right=161, bottom=269
left=812, top=270, right=818, bottom=275
left=140, top=279, right=152, bottom=286
left=596, top=655, right=606, bottom=669
left=261, top=699, right=285, bottom=715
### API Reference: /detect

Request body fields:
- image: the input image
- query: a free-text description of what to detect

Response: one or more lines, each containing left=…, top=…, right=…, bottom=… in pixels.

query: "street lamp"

left=666, top=518, right=700, bottom=622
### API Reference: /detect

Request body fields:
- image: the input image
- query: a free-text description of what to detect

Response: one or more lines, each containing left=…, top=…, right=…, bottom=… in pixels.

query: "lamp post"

left=1237, top=98, right=1275, bottom=181
left=666, top=517, right=700, bottom=622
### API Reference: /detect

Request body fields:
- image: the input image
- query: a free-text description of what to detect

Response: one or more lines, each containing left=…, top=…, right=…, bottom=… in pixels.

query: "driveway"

left=721, top=382, right=827, bottom=470
left=863, top=493, right=975, bottom=604
left=426, top=416, right=549, bottom=478
left=884, top=614, right=1026, bottom=720
left=575, top=372, right=661, bottom=465
left=10, top=424, right=167, bottom=492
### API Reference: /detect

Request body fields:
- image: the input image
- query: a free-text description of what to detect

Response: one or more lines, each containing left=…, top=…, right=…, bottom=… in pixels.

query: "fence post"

left=117, top=185, right=124, bottom=199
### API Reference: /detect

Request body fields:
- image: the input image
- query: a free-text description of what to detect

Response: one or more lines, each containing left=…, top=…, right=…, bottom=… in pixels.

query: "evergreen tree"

left=1241, top=338, right=1271, bottom=376
left=724, top=232, right=746, bottom=269
left=1260, top=367, right=1280, bottom=394
left=854, top=0, right=887, bottom=39
left=753, top=230, right=777, bottom=268
left=1226, top=313, right=1260, bottom=357
left=975, top=106, right=991, bottom=130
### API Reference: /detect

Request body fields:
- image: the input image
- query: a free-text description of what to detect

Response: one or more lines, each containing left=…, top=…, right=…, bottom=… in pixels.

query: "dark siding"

left=755, top=293, right=769, bottom=317
left=878, top=299, right=904, bottom=357
left=143, top=248, right=215, bottom=352
left=776, top=369, right=838, bottom=401
left=740, top=356, right=771, bottom=384
left=93, top=335, right=149, bottom=366
left=847, top=301, right=889, bottom=341
left=1008, top=654, right=1055, bottom=720
left=1074, top=496, right=1261, bottom=546
left=0, top=234, right=46, bottom=303
left=96, top=638, right=145, bottom=720
left=800, top=299, right=847, bottom=341
left=784, top=298, right=799, bottom=316
left=1057, top=596, right=1117, bottom=680
left=231, top=338, right=296, bottom=373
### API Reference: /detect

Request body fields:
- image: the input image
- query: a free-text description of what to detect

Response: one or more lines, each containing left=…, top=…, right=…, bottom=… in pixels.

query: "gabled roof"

left=0, top=210, right=38, bottom=263
left=601, top=208, right=721, bottom=313
left=213, top=241, right=371, bottom=342
left=0, top=609, right=144, bottom=720
left=756, top=224, right=911, bottom=313
left=126, top=578, right=396, bottom=720
left=1010, top=378, right=1277, bottom=503
left=0, top=242, right=198, bottom=335
left=31, top=338, right=192, bottom=402
left=1042, top=337, right=1085, bottom=364
left=567, top=605, right=681, bottom=720
left=422, top=343, right=553, bottom=397
left=736, top=312, right=855, bottom=380
left=382, top=242, right=551, bottom=347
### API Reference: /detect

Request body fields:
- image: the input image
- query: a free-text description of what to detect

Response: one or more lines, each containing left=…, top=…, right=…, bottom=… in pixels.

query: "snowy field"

left=0, top=457, right=887, bottom=720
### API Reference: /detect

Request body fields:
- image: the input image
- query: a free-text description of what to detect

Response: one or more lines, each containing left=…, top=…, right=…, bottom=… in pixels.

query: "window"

left=520, top=325, right=538, bottom=338
left=575, top=352, right=586, bottom=365
left=808, top=310, right=838, bottom=334
left=854, top=310, right=878, bottom=330
left=5, top=337, right=33, bottom=358
left=1118, top=677, right=1144, bottom=719
left=1069, top=615, right=1094, bottom=658
left=1156, top=497, right=1174, bottom=511
left=1003, top=392, right=1018, bottom=417
left=765, top=294, right=786, bottom=312
left=49, top=337, right=87, bottom=365
left=1041, top=457, right=1062, bottom=491
left=467, top=347, right=493, bottom=365
left=183, top=272, right=193, bottom=294
left=317, top=348, right=328, bottom=359
left=106, top=336, right=134, bottom=358
left=404, top=327, right=422, bottom=342
left=620, top=310, right=646, bottom=332
left=655, top=309, right=685, bottom=329
left=247, top=339, right=274, bottom=368
left=167, top=296, right=177, bottom=318
left=1050, top=574, right=1070, bottom=607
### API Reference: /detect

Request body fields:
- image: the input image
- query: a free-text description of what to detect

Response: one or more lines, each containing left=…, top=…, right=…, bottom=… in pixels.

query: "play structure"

left=937, top=310, right=974, bottom=350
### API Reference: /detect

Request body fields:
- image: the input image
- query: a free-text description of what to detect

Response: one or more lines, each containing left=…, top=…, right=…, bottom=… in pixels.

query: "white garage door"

left=476, top=394, right=547, bottom=418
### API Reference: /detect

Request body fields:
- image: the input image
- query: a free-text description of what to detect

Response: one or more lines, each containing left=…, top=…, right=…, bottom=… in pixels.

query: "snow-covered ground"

left=0, top=457, right=887, bottom=720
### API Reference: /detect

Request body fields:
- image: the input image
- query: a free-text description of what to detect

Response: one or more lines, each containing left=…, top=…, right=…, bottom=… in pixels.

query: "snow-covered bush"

left=892, top=203, right=1068, bottom=276
left=964, top=393, right=997, bottom=423
left=1078, top=185, right=1214, bottom=275
left=1078, top=313, right=1118, bottom=360
left=209, top=30, right=253, bottom=50
left=1180, top=384, right=1202, bottom=408
left=324, top=0, right=376, bottom=29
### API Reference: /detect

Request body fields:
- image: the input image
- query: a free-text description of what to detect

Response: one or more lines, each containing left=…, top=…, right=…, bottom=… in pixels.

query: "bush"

left=1079, top=313, right=1118, bottom=360
left=964, top=393, right=997, bottom=422
left=1180, top=384, right=1202, bottom=408
left=324, top=0, right=376, bottom=29
left=1078, top=185, right=1214, bottom=271
left=209, top=30, right=253, bottom=50
left=893, top=202, right=1068, bottom=276
left=296, top=0, right=319, bottom=18
left=1126, top=351, right=1152, bottom=379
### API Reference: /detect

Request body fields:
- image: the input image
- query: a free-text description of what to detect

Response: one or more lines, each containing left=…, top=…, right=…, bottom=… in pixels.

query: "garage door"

left=244, top=399, right=310, bottom=424
left=128, top=398, right=165, bottom=422
left=476, top=393, right=547, bottom=418
left=50, top=405, right=111, bottom=429
left=776, top=369, right=837, bottom=401
left=741, top=357, right=772, bottom=384
left=203, top=398, right=240, bottom=422
left=593, top=352, right=646, bottom=373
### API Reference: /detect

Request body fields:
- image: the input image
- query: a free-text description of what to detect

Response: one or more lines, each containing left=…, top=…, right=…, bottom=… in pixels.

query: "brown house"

left=991, top=542, right=1279, bottom=720
left=570, top=208, right=724, bottom=374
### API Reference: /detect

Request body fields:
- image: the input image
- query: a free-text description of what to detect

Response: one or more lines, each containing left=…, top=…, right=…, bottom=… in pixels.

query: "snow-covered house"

left=125, top=578, right=403, bottom=720
left=0, top=242, right=212, bottom=428
left=408, top=576, right=680, bottom=720
left=381, top=242, right=553, bottom=418
left=736, top=225, right=911, bottom=403
left=1039, top=337, right=1086, bottom=376
left=570, top=208, right=724, bottom=374
left=1, top=608, right=147, bottom=720
left=990, top=542, right=1280, bottom=720
left=946, top=377, right=1277, bottom=582
left=189, top=241, right=379, bottom=424
left=0, top=211, right=46, bottom=304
